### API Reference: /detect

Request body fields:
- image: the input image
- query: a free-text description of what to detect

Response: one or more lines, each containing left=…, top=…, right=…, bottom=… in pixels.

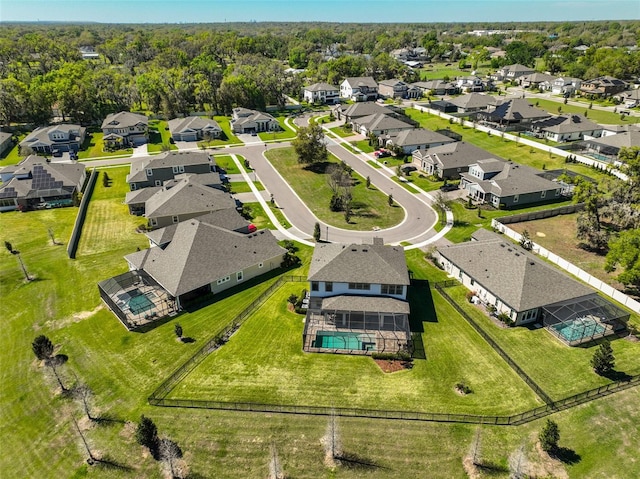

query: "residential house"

left=581, top=130, right=640, bottom=162
left=530, top=115, right=603, bottom=142
left=448, top=93, right=496, bottom=114
left=378, top=79, right=420, bottom=99
left=334, top=102, right=390, bottom=123
left=125, top=175, right=237, bottom=230
left=340, top=77, right=378, bottom=102
left=79, top=46, right=100, bottom=60
left=352, top=113, right=414, bottom=138
left=434, top=230, right=628, bottom=341
left=413, top=141, right=503, bottom=180
left=126, top=150, right=214, bottom=190
left=426, top=100, right=458, bottom=114
left=0, top=155, right=86, bottom=211
left=0, top=132, right=13, bottom=156
left=99, top=217, right=286, bottom=321
left=550, top=77, right=582, bottom=96
left=101, top=111, right=149, bottom=148
left=303, top=239, right=411, bottom=355
left=385, top=128, right=455, bottom=155
left=19, top=124, right=86, bottom=155
left=579, top=76, right=627, bottom=98
left=412, top=80, right=459, bottom=96
left=230, top=108, right=280, bottom=134
left=614, top=88, right=640, bottom=108
left=303, top=83, right=340, bottom=104
left=492, top=63, right=536, bottom=82
left=456, top=76, right=486, bottom=92
left=477, top=98, right=550, bottom=128
left=518, top=72, right=557, bottom=90
left=167, top=116, right=222, bottom=142
left=460, top=159, right=563, bottom=208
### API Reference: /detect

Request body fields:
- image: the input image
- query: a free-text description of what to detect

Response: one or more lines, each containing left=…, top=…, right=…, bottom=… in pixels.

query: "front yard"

left=258, top=115, right=297, bottom=141
left=77, top=129, right=132, bottom=159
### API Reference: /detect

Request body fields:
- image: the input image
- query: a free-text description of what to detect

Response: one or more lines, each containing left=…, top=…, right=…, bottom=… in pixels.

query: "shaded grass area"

left=77, top=130, right=132, bottom=159
left=530, top=98, right=640, bottom=125
left=258, top=116, right=296, bottom=141
left=266, top=146, right=404, bottom=231
left=77, top=166, right=148, bottom=256
left=444, top=285, right=640, bottom=400
left=147, top=119, right=178, bottom=153
left=169, top=281, right=541, bottom=415
left=242, top=201, right=276, bottom=230
left=229, top=181, right=264, bottom=193
left=0, top=133, right=25, bottom=167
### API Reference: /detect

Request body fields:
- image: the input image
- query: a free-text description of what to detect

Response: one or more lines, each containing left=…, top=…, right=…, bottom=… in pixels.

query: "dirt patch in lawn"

left=374, top=359, right=412, bottom=373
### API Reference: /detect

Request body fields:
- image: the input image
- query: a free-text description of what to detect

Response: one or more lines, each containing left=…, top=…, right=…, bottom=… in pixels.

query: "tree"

left=519, top=230, right=533, bottom=251
left=591, top=341, right=615, bottom=375
left=366, top=176, right=371, bottom=189
left=136, top=415, right=160, bottom=459
left=4, top=240, right=14, bottom=254
left=605, top=229, right=640, bottom=288
left=508, top=445, right=528, bottom=479
left=291, top=124, right=327, bottom=165
left=73, top=383, right=95, bottom=421
left=539, top=419, right=560, bottom=453
left=388, top=194, right=394, bottom=206
left=159, top=437, right=184, bottom=478
left=313, top=222, right=321, bottom=242
left=174, top=323, right=183, bottom=340
left=102, top=171, right=110, bottom=187
left=32, top=335, right=66, bottom=392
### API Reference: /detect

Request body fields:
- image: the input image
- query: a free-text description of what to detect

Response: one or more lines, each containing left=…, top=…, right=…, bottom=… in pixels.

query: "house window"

left=155, top=180, right=162, bottom=186
left=381, top=284, right=403, bottom=295
left=311, top=281, right=319, bottom=291
left=172, top=166, right=180, bottom=173
left=555, top=189, right=560, bottom=196
left=258, top=262, right=264, bottom=268
left=172, top=215, right=179, bottom=223
left=150, top=218, right=157, bottom=226
left=146, top=169, right=153, bottom=176
left=513, top=195, right=519, bottom=203
left=325, top=282, right=333, bottom=292
left=348, top=282, right=370, bottom=290
left=216, top=276, right=231, bottom=285
left=237, top=271, right=243, bottom=282
left=541, top=190, right=546, bottom=198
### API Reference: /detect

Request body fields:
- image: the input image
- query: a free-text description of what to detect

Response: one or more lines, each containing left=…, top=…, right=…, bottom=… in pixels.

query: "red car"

left=374, top=149, right=391, bottom=158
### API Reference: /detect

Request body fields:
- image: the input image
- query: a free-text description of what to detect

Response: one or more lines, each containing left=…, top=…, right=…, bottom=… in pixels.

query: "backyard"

left=265, top=146, right=405, bottom=230
left=529, top=98, right=640, bottom=125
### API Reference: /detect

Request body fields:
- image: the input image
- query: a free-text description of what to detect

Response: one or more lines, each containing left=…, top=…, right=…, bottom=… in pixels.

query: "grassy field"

left=229, top=180, right=265, bottom=193
left=350, top=139, right=375, bottom=153
left=329, top=125, right=356, bottom=138
left=265, top=146, right=404, bottom=231
left=259, top=116, right=297, bottom=141
left=214, top=154, right=241, bottom=174
left=444, top=285, right=640, bottom=400
left=147, top=120, right=178, bottom=153
left=197, top=116, right=244, bottom=147
left=530, top=98, right=640, bottom=125
left=77, top=130, right=133, bottom=159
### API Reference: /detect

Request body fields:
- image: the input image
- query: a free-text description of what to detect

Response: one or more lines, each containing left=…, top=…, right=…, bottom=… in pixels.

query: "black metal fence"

left=67, top=168, right=98, bottom=259
left=147, top=277, right=640, bottom=426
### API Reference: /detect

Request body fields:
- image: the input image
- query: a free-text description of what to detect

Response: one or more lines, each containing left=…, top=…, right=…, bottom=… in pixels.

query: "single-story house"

left=0, top=155, right=86, bottom=211
left=412, top=141, right=502, bottom=180
left=385, top=128, right=456, bottom=155
left=303, top=238, right=411, bottom=355
left=435, top=230, right=629, bottom=344
left=303, top=83, right=340, bottom=104
left=477, top=98, right=550, bottom=128
left=340, top=77, right=378, bottom=102
left=530, top=115, right=603, bottom=142
left=448, top=93, right=496, bottom=114
left=126, top=150, right=215, bottom=190
left=231, top=108, right=280, bottom=134
left=167, top=116, right=222, bottom=142
left=412, top=80, right=459, bottom=96
left=580, top=130, right=640, bottom=162
left=352, top=113, right=414, bottom=138
left=334, top=102, right=390, bottom=123
left=101, top=111, right=149, bottom=148
left=426, top=100, right=458, bottom=114
left=460, top=159, right=563, bottom=208
left=19, top=124, right=86, bottom=155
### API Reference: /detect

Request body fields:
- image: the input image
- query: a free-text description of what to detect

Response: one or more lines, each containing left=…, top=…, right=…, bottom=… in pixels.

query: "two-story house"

left=168, top=116, right=222, bottom=142
left=460, top=159, right=563, bottom=208
left=340, top=77, right=379, bottom=102
left=231, top=108, right=280, bottom=134
left=101, top=111, right=149, bottom=148
left=19, top=124, right=86, bottom=155
left=303, top=83, right=340, bottom=104
left=456, top=75, right=487, bottom=93
left=377, top=79, right=421, bottom=99
left=412, top=141, right=501, bottom=180
left=492, top=63, right=536, bottom=82
left=549, top=77, right=582, bottom=96
left=579, top=76, right=627, bottom=98
left=126, top=150, right=214, bottom=190
left=303, top=239, right=411, bottom=355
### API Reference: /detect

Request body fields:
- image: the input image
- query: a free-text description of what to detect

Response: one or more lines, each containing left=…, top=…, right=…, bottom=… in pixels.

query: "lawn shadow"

left=476, top=461, right=509, bottom=475
left=408, top=279, right=433, bottom=360
left=303, top=161, right=332, bottom=174
left=552, top=446, right=581, bottom=465
left=601, top=369, right=632, bottom=382
left=180, top=337, right=196, bottom=344
left=92, top=456, right=133, bottom=471
left=92, top=413, right=126, bottom=426
left=337, top=452, right=387, bottom=471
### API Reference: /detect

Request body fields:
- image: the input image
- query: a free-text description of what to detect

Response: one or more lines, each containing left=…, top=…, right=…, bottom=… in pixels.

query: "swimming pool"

left=312, top=331, right=376, bottom=351
left=552, top=317, right=606, bottom=343
left=126, top=291, right=155, bottom=315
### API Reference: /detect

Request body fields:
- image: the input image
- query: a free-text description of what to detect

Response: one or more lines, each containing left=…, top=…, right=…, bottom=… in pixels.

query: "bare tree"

left=468, top=427, right=482, bottom=466
left=73, top=383, right=95, bottom=421
left=72, top=415, right=96, bottom=465
left=322, top=409, right=342, bottom=467
left=159, top=437, right=184, bottom=479
left=508, top=444, right=528, bottom=479
left=268, top=443, right=285, bottom=479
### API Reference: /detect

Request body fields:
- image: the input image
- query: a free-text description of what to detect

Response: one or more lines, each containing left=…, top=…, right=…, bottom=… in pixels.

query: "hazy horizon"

left=1, top=0, right=638, bottom=24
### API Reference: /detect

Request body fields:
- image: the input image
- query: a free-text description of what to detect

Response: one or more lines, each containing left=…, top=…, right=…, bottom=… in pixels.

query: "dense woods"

left=1, top=21, right=639, bottom=126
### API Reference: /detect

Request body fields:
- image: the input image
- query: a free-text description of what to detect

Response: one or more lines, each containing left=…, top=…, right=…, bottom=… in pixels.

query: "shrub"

left=539, top=419, right=560, bottom=453
left=455, top=381, right=472, bottom=394
left=486, top=304, right=496, bottom=314
left=465, top=290, right=476, bottom=302
left=371, top=351, right=412, bottom=361
left=497, top=312, right=514, bottom=326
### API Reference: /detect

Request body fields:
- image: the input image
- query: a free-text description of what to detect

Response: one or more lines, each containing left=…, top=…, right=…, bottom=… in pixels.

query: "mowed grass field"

left=530, top=98, right=640, bottom=125
left=266, top=146, right=405, bottom=230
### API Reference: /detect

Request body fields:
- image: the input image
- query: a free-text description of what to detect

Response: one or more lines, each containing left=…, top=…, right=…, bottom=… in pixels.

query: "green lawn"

left=0, top=133, right=25, bottom=167
left=214, top=154, right=241, bottom=174
left=444, top=285, right=640, bottom=400
left=350, top=139, right=375, bottom=153
left=229, top=180, right=265, bottom=193
left=530, top=98, right=640, bottom=125
left=329, top=125, right=356, bottom=138
left=259, top=116, right=297, bottom=141
left=147, top=119, right=178, bottom=153
left=77, top=167, right=148, bottom=256
left=77, top=130, right=132, bottom=159
left=197, top=116, right=244, bottom=147
left=268, top=203, right=293, bottom=229
left=266, top=146, right=405, bottom=231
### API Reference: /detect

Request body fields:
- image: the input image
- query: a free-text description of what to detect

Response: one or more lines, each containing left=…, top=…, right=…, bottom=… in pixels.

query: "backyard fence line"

left=491, top=219, right=640, bottom=313
left=495, top=203, right=585, bottom=224
left=67, top=168, right=98, bottom=259
left=150, top=275, right=305, bottom=400
left=147, top=278, right=640, bottom=426
left=433, top=282, right=554, bottom=405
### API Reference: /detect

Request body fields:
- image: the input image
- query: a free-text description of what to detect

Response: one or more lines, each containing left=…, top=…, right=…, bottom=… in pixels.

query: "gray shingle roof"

left=532, top=115, right=602, bottom=134
left=487, top=99, right=550, bottom=121
left=20, top=124, right=85, bottom=149
left=167, top=116, right=221, bottom=135
left=391, top=128, right=455, bottom=147
left=343, top=77, right=378, bottom=88
left=0, top=155, right=85, bottom=199
left=448, top=93, right=496, bottom=110
left=127, top=150, right=213, bottom=183
left=342, top=102, right=389, bottom=119
left=587, top=130, right=640, bottom=149
left=308, top=243, right=410, bottom=285
left=305, top=82, right=339, bottom=92
left=418, top=142, right=503, bottom=170
left=437, top=232, right=595, bottom=312
left=101, top=111, right=148, bottom=129
left=126, top=221, right=285, bottom=297
left=354, top=113, right=413, bottom=132
left=321, top=295, right=410, bottom=314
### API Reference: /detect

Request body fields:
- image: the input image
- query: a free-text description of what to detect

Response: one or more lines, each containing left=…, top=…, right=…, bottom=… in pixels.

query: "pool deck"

left=113, top=284, right=177, bottom=327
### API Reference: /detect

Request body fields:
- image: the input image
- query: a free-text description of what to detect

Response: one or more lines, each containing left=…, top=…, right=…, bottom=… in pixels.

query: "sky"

left=0, top=0, right=638, bottom=23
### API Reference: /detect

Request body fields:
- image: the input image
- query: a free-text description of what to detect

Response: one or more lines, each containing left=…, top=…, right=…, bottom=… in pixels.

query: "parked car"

left=374, top=149, right=391, bottom=158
